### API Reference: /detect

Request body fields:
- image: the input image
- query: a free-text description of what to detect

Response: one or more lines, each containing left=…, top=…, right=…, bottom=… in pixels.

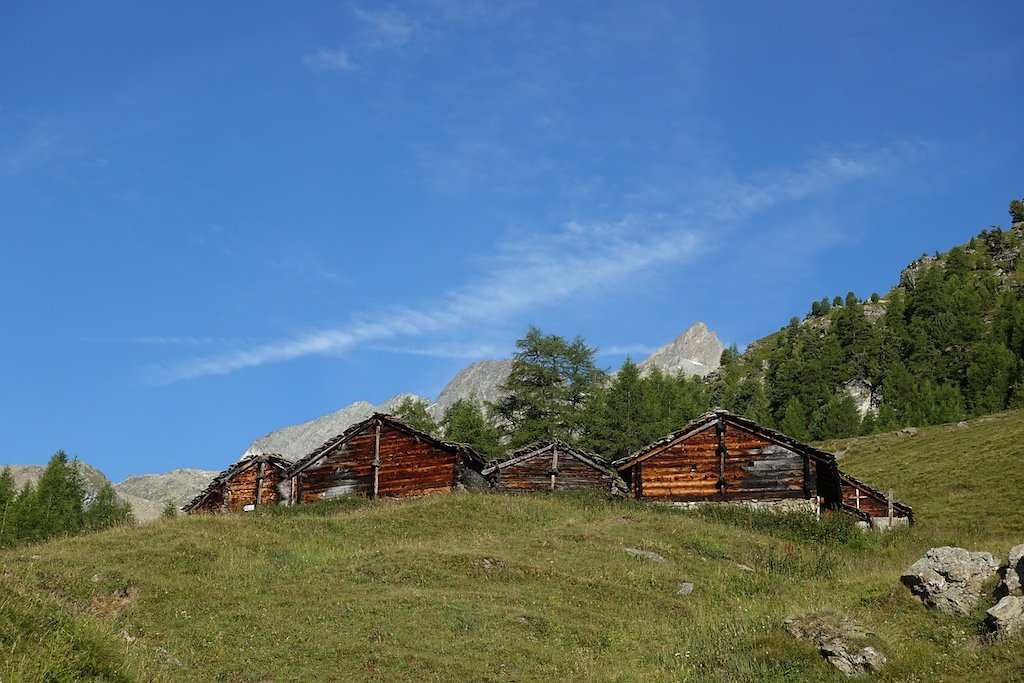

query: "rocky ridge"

left=2, top=462, right=218, bottom=523
left=243, top=322, right=724, bottom=462
left=636, top=322, right=724, bottom=379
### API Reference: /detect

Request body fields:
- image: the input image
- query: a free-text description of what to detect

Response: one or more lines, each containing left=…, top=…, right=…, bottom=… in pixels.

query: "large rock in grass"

left=997, top=543, right=1024, bottom=599
left=783, top=612, right=886, bottom=677
left=985, top=596, right=1024, bottom=638
left=900, top=546, right=999, bottom=616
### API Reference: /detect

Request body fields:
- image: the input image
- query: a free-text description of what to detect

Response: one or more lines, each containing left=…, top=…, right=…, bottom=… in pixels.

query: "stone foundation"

left=664, top=497, right=819, bottom=515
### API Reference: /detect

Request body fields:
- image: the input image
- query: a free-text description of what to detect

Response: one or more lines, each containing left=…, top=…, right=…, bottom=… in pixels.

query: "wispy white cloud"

left=367, top=342, right=502, bottom=359
left=158, top=148, right=912, bottom=383
left=124, top=335, right=224, bottom=346
left=77, top=335, right=231, bottom=346
left=352, top=7, right=419, bottom=46
left=302, top=47, right=356, bottom=72
left=598, top=344, right=658, bottom=357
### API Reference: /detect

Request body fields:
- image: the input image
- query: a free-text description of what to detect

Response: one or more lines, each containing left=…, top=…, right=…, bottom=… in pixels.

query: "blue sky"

left=2, top=1, right=1021, bottom=480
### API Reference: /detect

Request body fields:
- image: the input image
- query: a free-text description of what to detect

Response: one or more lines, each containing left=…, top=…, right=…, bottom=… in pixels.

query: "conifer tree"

left=83, top=482, right=134, bottom=531
left=26, top=451, right=86, bottom=542
left=493, top=326, right=605, bottom=447
left=441, top=398, right=504, bottom=459
left=392, top=397, right=439, bottom=436
left=0, top=468, right=15, bottom=547
left=583, top=358, right=649, bottom=460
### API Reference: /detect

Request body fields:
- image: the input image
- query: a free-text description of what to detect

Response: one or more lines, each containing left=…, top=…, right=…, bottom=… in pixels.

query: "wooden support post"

left=802, top=453, right=811, bottom=498
left=372, top=421, right=381, bottom=500
left=255, top=460, right=266, bottom=505
left=635, top=463, right=643, bottom=500
left=855, top=487, right=861, bottom=510
left=550, top=445, right=559, bottom=491
left=888, top=489, right=894, bottom=527
left=715, top=420, right=727, bottom=495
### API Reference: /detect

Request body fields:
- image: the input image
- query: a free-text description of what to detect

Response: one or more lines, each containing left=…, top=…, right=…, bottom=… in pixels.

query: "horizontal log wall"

left=377, top=428, right=458, bottom=498
left=554, top=455, right=608, bottom=492
left=635, top=423, right=808, bottom=502
left=297, top=423, right=459, bottom=502
left=225, top=464, right=286, bottom=511
left=493, top=449, right=609, bottom=493
left=493, top=451, right=554, bottom=493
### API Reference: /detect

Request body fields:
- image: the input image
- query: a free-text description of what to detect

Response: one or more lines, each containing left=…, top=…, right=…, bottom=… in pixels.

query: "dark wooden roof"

left=612, top=409, right=840, bottom=472
left=481, top=440, right=616, bottom=477
left=285, top=412, right=486, bottom=478
left=182, top=453, right=291, bottom=513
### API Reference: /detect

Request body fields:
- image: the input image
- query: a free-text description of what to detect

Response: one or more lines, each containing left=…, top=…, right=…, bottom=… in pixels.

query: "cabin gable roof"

left=285, top=412, right=485, bottom=478
left=840, top=470, right=915, bottom=522
left=612, top=409, right=839, bottom=473
left=481, top=440, right=614, bottom=477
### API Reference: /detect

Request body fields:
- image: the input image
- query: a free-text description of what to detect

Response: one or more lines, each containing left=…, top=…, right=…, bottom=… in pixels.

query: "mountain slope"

left=247, top=322, right=724, bottom=460
left=3, top=412, right=1023, bottom=681
left=242, top=393, right=432, bottom=461
left=709, top=216, right=1024, bottom=440
left=116, top=469, right=222, bottom=508
left=429, top=359, right=513, bottom=419
left=636, top=321, right=724, bottom=378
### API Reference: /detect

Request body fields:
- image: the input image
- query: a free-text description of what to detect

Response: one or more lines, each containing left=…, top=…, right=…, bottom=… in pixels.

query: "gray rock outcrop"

left=899, top=254, right=935, bottom=290
left=985, top=596, right=1024, bottom=638
left=841, top=379, right=881, bottom=418
left=116, top=468, right=221, bottom=509
left=901, top=546, right=1000, bottom=616
left=783, top=612, right=886, bottom=676
left=429, top=359, right=513, bottom=420
left=997, top=543, right=1024, bottom=599
left=624, top=547, right=667, bottom=563
left=242, top=393, right=431, bottom=462
left=636, top=322, right=724, bottom=379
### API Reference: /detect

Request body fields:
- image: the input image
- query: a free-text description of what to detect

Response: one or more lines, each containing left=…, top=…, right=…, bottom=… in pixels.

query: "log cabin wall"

left=291, top=415, right=470, bottom=503
left=487, top=443, right=618, bottom=494
left=552, top=454, right=610, bottom=492
left=621, top=414, right=820, bottom=503
left=223, top=460, right=287, bottom=511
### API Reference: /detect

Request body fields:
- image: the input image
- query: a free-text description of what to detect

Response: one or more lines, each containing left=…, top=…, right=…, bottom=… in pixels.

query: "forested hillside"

left=710, top=205, right=1024, bottom=440
left=424, top=200, right=1024, bottom=462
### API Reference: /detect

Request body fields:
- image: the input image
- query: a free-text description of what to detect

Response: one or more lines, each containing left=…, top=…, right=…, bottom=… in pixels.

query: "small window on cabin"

left=689, top=464, right=697, bottom=473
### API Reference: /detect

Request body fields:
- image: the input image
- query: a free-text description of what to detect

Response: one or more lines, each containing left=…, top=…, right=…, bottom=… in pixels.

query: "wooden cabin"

left=613, top=409, right=912, bottom=524
left=482, top=441, right=625, bottom=496
left=613, top=410, right=840, bottom=506
left=284, top=413, right=486, bottom=503
left=183, top=453, right=291, bottom=514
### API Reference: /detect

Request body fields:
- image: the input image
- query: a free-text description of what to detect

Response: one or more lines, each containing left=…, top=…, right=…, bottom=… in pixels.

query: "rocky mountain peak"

left=636, top=322, right=724, bottom=378
left=242, top=393, right=431, bottom=462
left=429, top=359, right=513, bottom=419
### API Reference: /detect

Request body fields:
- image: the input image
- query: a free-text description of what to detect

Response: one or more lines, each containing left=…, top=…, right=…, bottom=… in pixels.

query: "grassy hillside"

left=3, top=414, right=1024, bottom=682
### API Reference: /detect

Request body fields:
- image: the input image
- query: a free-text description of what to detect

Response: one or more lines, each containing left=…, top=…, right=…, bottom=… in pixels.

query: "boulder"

left=900, top=546, right=1000, bottom=616
left=624, top=547, right=667, bottom=563
left=985, top=596, right=1024, bottom=638
left=783, top=612, right=886, bottom=676
left=997, top=543, right=1024, bottom=598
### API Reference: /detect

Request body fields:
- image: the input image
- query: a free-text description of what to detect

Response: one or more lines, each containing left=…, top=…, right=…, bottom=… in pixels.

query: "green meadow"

left=3, top=411, right=1024, bottom=682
